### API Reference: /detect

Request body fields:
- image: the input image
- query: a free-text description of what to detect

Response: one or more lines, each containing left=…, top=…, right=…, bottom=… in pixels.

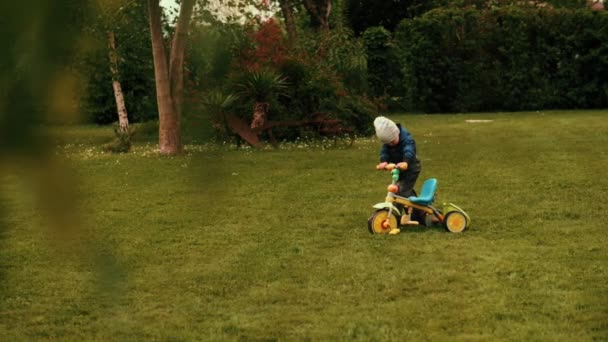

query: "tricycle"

left=367, top=163, right=471, bottom=235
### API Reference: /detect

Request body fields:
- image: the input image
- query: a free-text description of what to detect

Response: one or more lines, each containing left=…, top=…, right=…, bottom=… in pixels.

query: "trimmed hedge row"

left=393, top=7, right=608, bottom=113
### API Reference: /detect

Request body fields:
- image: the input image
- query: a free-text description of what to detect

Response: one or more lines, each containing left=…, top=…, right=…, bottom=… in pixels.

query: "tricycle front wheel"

left=368, top=209, right=399, bottom=234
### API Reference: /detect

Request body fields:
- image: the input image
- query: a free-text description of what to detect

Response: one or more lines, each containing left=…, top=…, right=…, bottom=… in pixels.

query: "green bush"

left=78, top=2, right=158, bottom=125
left=320, top=28, right=369, bottom=95
left=331, top=95, right=376, bottom=135
left=395, top=7, right=608, bottom=113
left=186, top=25, right=242, bottom=92
left=102, top=125, right=135, bottom=153
left=81, top=46, right=157, bottom=124
left=276, top=58, right=323, bottom=117
left=184, top=22, right=377, bottom=142
left=363, top=26, right=404, bottom=99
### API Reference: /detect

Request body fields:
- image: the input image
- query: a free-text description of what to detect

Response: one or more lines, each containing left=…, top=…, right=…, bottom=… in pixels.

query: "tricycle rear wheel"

left=444, top=211, right=467, bottom=233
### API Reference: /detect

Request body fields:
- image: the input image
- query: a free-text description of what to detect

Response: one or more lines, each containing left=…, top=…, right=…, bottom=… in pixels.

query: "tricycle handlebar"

left=376, top=162, right=408, bottom=171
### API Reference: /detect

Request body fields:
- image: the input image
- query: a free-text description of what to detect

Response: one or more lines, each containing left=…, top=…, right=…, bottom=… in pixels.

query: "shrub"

left=187, top=20, right=378, bottom=142
left=80, top=47, right=158, bottom=125
left=394, top=7, right=608, bottom=112
left=102, top=125, right=135, bottom=153
left=77, top=2, right=157, bottom=125
left=363, top=26, right=404, bottom=100
left=234, top=18, right=289, bottom=72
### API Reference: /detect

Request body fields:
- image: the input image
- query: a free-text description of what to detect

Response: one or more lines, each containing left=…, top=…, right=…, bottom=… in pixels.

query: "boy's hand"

left=397, top=162, right=408, bottom=170
left=376, top=162, right=388, bottom=170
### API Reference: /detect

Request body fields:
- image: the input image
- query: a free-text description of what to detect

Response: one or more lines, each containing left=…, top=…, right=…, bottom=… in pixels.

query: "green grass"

left=1, top=110, right=607, bottom=340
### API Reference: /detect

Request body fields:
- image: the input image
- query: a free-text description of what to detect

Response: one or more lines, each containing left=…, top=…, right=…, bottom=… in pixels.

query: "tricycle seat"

left=408, top=178, right=437, bottom=206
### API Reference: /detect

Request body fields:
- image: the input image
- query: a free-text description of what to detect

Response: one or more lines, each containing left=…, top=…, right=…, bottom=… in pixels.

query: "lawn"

left=1, top=110, right=607, bottom=340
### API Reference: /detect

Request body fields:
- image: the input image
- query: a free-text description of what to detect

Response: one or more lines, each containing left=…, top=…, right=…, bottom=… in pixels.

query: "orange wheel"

left=368, top=209, right=398, bottom=234
left=444, top=211, right=467, bottom=233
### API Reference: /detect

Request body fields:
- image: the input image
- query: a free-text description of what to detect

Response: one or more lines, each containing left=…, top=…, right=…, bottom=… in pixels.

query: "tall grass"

left=1, top=110, right=606, bottom=340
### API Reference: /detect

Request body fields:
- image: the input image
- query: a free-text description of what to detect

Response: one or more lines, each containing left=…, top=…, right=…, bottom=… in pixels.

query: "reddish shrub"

left=237, top=18, right=288, bottom=72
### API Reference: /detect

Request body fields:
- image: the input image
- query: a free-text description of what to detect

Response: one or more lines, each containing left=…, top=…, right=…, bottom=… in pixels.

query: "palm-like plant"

left=235, top=69, right=288, bottom=132
left=204, top=91, right=237, bottom=116
left=203, top=90, right=238, bottom=134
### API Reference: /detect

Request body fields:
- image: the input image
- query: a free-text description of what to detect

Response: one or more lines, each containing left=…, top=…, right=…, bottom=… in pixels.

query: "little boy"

left=373, top=116, right=422, bottom=224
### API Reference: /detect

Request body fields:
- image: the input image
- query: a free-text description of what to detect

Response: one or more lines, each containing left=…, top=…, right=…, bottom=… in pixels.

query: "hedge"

left=394, top=7, right=608, bottom=113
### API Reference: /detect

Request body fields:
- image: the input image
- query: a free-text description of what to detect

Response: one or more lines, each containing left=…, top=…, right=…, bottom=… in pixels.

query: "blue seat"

left=408, top=178, right=437, bottom=206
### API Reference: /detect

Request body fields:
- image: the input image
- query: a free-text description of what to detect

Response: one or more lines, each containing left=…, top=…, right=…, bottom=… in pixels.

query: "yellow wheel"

left=444, top=211, right=467, bottom=233
left=368, top=209, right=398, bottom=234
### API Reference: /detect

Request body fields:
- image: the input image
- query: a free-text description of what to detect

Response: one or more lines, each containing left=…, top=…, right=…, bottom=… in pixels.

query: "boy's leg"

left=396, top=170, right=420, bottom=199
left=396, top=161, right=421, bottom=224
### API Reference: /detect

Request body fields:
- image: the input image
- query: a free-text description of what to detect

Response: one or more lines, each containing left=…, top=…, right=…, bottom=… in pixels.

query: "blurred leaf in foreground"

left=0, top=0, right=127, bottom=299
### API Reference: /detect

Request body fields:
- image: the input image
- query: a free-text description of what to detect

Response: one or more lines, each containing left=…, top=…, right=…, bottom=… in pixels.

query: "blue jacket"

left=379, top=124, right=417, bottom=164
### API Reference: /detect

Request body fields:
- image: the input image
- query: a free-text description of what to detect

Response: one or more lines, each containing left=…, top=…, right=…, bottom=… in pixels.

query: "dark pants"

left=396, top=158, right=420, bottom=199
left=394, top=159, right=425, bottom=221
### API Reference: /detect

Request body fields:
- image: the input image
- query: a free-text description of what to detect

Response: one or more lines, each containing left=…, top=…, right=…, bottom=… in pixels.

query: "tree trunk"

left=107, top=31, right=129, bottom=133
left=303, top=0, right=331, bottom=32
left=148, top=0, right=181, bottom=154
left=250, top=102, right=269, bottom=132
left=279, top=0, right=297, bottom=43
left=169, top=0, right=195, bottom=118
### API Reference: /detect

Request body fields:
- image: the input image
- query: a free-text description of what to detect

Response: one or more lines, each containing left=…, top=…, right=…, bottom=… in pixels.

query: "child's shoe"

left=400, top=215, right=419, bottom=225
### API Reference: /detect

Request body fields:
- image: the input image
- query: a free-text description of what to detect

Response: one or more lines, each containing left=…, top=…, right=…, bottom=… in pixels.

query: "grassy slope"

left=0, top=110, right=607, bottom=340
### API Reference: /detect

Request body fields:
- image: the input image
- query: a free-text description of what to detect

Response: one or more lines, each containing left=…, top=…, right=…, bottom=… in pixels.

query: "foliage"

left=342, top=0, right=591, bottom=35
left=235, top=18, right=289, bottom=71
left=191, top=0, right=279, bottom=26
left=80, top=45, right=157, bottom=124
left=450, top=0, right=589, bottom=9
left=102, top=125, right=135, bottom=153
left=276, top=57, right=332, bottom=117
left=330, top=94, right=377, bottom=135
left=282, top=27, right=370, bottom=99
left=344, top=0, right=447, bottom=34
left=203, top=91, right=238, bottom=121
left=269, top=28, right=375, bottom=140
left=186, top=24, right=242, bottom=92
left=234, top=69, right=289, bottom=103
left=185, top=19, right=376, bottom=142
left=1, top=0, right=93, bottom=152
left=77, top=0, right=158, bottom=124
left=317, top=28, right=369, bottom=94
left=3, top=111, right=608, bottom=339
left=363, top=26, right=404, bottom=100
left=199, top=91, right=239, bottom=141
left=395, top=7, right=608, bottom=113
left=183, top=24, right=242, bottom=141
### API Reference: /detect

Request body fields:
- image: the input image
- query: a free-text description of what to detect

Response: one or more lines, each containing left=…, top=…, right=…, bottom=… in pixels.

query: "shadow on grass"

left=398, top=224, right=448, bottom=234
left=0, top=196, right=8, bottom=289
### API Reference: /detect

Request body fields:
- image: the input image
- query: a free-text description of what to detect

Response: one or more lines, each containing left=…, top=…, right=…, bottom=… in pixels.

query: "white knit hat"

left=374, top=116, right=399, bottom=144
